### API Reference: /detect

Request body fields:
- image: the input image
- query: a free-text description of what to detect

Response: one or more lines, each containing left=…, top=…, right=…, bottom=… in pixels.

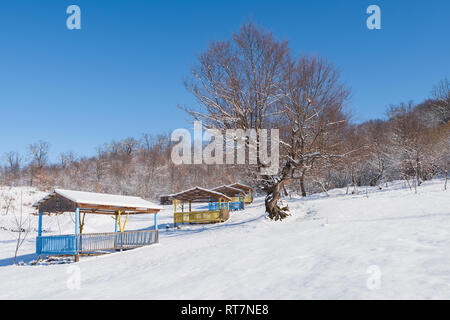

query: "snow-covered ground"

left=0, top=180, right=449, bottom=299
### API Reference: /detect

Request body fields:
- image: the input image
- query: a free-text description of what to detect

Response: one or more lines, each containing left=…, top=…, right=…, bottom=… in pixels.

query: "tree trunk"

left=445, top=170, right=448, bottom=191
left=416, top=156, right=422, bottom=186
left=314, top=180, right=329, bottom=196
left=299, top=171, right=307, bottom=197
left=265, top=180, right=289, bottom=221
left=370, top=162, right=384, bottom=187
left=405, top=174, right=412, bottom=190
left=29, top=167, right=33, bottom=187
left=282, top=184, right=288, bottom=197
left=79, top=213, right=86, bottom=234
left=263, top=161, right=292, bottom=221
left=13, top=232, right=22, bottom=265
left=351, top=170, right=358, bottom=194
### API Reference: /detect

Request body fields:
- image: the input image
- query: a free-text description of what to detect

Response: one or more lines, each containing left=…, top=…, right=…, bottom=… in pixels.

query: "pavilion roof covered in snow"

left=33, top=189, right=162, bottom=215
left=228, top=183, right=253, bottom=193
left=170, top=187, right=232, bottom=203
left=212, top=185, right=246, bottom=197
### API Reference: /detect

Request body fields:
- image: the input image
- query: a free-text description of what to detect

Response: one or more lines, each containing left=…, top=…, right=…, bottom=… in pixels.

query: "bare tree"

left=0, top=190, right=16, bottom=215
left=3, top=151, right=22, bottom=181
left=11, top=192, right=31, bottom=264
left=388, top=103, right=434, bottom=188
left=182, top=22, right=351, bottom=220
left=431, top=78, right=450, bottom=124
left=28, top=141, right=50, bottom=186
left=181, top=22, right=290, bottom=219
left=339, top=124, right=370, bottom=193
left=122, top=137, right=139, bottom=157
left=434, top=122, right=450, bottom=190
left=279, top=56, right=351, bottom=198
left=59, top=151, right=76, bottom=169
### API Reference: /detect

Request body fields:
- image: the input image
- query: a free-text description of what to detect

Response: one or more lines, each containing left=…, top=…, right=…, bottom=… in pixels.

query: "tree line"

left=0, top=134, right=246, bottom=200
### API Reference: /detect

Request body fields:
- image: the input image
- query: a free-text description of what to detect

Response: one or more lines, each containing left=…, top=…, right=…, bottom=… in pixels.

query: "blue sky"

left=0, top=0, right=449, bottom=162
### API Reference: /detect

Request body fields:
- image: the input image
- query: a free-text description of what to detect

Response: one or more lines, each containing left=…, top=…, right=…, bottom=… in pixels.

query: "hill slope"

left=0, top=180, right=449, bottom=299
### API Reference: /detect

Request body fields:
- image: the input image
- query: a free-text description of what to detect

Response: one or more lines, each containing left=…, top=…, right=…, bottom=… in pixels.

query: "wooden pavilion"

left=170, top=187, right=232, bottom=226
left=33, top=189, right=162, bottom=261
left=211, top=185, right=246, bottom=210
left=228, top=183, right=254, bottom=204
left=159, top=195, right=173, bottom=205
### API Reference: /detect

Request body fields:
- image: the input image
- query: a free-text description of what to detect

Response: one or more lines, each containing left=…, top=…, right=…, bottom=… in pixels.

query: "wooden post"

left=37, top=211, right=43, bottom=258
left=118, top=210, right=123, bottom=252
left=122, top=212, right=129, bottom=232
left=189, top=200, right=192, bottom=212
left=154, top=213, right=158, bottom=243
left=239, top=192, right=242, bottom=210
left=174, top=199, right=177, bottom=228
left=114, top=212, right=118, bottom=250
left=38, top=211, right=42, bottom=237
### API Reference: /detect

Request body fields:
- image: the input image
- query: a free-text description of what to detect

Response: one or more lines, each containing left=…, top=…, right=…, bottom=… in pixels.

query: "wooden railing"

left=37, top=234, right=77, bottom=255
left=174, top=209, right=229, bottom=225
left=209, top=201, right=242, bottom=211
left=36, top=230, right=159, bottom=256
left=78, top=230, right=158, bottom=253
left=231, top=196, right=253, bottom=204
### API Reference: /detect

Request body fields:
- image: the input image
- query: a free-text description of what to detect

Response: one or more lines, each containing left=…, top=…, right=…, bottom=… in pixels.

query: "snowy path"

left=0, top=180, right=449, bottom=299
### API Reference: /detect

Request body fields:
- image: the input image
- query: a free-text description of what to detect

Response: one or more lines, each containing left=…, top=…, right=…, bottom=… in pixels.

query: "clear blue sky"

left=1, top=0, right=449, bottom=162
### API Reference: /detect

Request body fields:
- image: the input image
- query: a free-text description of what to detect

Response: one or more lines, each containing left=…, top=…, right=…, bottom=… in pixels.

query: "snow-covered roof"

left=227, top=183, right=253, bottom=192
left=33, top=189, right=162, bottom=211
left=169, top=186, right=232, bottom=202
left=212, top=185, right=243, bottom=192
left=212, top=185, right=246, bottom=196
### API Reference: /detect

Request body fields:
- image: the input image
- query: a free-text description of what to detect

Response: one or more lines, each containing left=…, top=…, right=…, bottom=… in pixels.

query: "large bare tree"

left=279, top=56, right=350, bottom=198
left=182, top=22, right=351, bottom=220
left=181, top=22, right=288, bottom=219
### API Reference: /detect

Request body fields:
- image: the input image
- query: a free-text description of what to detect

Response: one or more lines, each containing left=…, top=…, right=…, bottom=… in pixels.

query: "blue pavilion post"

left=154, top=212, right=159, bottom=243
left=75, top=207, right=80, bottom=262
left=114, top=213, right=118, bottom=250
left=38, top=212, right=43, bottom=237
left=37, top=211, right=43, bottom=259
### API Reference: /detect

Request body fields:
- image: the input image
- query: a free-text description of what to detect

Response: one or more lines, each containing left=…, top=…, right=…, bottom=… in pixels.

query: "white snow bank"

left=0, top=179, right=449, bottom=299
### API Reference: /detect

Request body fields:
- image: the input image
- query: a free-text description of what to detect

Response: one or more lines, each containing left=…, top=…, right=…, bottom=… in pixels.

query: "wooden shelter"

left=211, top=185, right=246, bottom=210
left=170, top=187, right=232, bottom=225
left=33, top=189, right=162, bottom=261
left=159, top=195, right=173, bottom=205
left=228, top=183, right=254, bottom=204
